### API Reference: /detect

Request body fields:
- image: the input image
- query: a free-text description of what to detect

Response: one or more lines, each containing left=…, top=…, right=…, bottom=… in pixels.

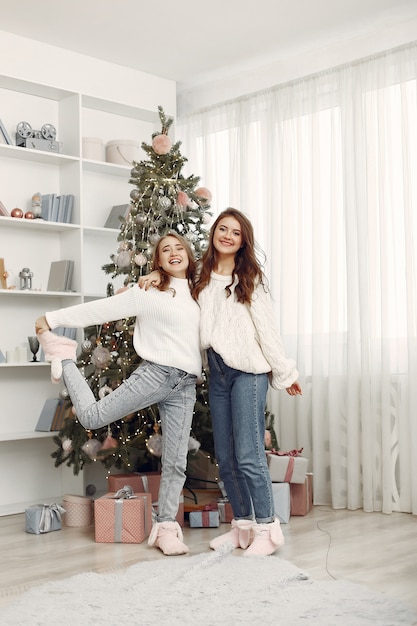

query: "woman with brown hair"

left=35, top=232, right=201, bottom=556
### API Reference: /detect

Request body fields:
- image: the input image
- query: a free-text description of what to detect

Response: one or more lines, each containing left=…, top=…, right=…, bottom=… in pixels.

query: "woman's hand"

left=35, top=315, right=50, bottom=335
left=286, top=381, right=302, bottom=396
left=138, top=270, right=162, bottom=290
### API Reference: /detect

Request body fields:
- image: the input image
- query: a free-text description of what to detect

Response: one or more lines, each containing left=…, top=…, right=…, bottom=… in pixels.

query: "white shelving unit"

left=0, top=73, right=164, bottom=515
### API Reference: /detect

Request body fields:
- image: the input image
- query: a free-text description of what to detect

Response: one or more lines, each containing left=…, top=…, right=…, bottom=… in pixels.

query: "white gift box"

left=271, top=482, right=290, bottom=524
left=267, top=452, right=309, bottom=484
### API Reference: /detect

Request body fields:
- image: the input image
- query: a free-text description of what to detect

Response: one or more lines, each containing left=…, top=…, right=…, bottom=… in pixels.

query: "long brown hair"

left=151, top=231, right=196, bottom=294
left=193, top=208, right=264, bottom=304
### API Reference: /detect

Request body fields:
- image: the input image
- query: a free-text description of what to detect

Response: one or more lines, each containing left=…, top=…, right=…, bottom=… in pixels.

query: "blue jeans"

left=62, top=359, right=196, bottom=523
left=207, top=349, right=275, bottom=523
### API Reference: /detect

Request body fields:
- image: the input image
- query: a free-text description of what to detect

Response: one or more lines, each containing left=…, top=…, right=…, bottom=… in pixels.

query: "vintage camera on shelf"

left=15, top=121, right=62, bottom=153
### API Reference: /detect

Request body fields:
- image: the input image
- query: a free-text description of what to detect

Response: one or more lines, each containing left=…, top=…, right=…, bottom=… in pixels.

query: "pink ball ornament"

left=91, top=345, right=112, bottom=369
left=134, top=252, right=148, bottom=267
left=61, top=438, right=73, bottom=458
left=82, top=438, right=102, bottom=460
left=176, top=191, right=190, bottom=208
left=116, top=250, right=132, bottom=268
left=11, top=207, right=23, bottom=218
left=152, top=133, right=172, bottom=155
left=195, top=187, right=212, bottom=204
left=101, top=433, right=118, bottom=451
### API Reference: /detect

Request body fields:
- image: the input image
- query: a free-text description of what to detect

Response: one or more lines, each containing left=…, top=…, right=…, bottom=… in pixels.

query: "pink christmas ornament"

left=152, top=134, right=172, bottom=155
left=195, top=187, right=212, bottom=203
left=82, top=438, right=102, bottom=460
left=101, top=433, right=118, bottom=451
left=176, top=191, right=190, bottom=208
left=91, top=346, right=112, bottom=369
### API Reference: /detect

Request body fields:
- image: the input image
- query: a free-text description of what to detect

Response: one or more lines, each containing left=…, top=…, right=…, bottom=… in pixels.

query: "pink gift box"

left=94, top=492, right=152, bottom=543
left=290, top=473, right=313, bottom=516
left=108, top=472, right=161, bottom=501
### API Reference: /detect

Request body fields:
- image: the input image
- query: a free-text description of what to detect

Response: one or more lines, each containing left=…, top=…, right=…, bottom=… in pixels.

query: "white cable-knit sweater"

left=199, top=272, right=298, bottom=390
left=45, top=277, right=202, bottom=377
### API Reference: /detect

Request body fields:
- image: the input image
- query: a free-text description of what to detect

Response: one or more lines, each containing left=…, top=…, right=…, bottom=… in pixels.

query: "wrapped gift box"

left=290, top=473, right=313, bottom=516
left=217, top=499, right=234, bottom=523
left=62, top=494, right=93, bottom=527
left=94, top=491, right=152, bottom=543
left=25, top=503, right=65, bottom=534
left=271, top=482, right=291, bottom=524
left=266, top=451, right=308, bottom=484
left=189, top=504, right=220, bottom=528
left=108, top=472, right=161, bottom=501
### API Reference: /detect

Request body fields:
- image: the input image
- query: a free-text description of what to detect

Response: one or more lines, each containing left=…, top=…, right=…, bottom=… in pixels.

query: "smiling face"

left=212, top=215, right=243, bottom=257
left=155, top=235, right=190, bottom=279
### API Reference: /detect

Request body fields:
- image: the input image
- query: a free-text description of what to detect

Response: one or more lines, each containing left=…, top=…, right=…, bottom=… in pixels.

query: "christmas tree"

left=51, top=106, right=214, bottom=475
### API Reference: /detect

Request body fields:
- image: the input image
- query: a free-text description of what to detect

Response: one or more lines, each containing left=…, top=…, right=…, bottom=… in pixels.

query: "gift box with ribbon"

left=108, top=472, right=161, bottom=501
left=25, top=503, right=66, bottom=534
left=94, top=486, right=152, bottom=543
left=189, top=503, right=220, bottom=528
left=290, top=473, right=313, bottom=515
left=266, top=448, right=309, bottom=484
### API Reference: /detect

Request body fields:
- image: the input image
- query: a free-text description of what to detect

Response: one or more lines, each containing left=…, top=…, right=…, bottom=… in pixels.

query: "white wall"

left=0, top=30, right=176, bottom=114
left=177, top=10, right=417, bottom=115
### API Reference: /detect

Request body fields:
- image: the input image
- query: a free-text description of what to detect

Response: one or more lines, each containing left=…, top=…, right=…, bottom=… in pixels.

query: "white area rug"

left=1, top=548, right=416, bottom=626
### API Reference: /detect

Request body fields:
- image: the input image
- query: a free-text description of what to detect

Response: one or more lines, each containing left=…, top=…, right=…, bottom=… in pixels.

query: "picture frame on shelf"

left=0, top=118, right=13, bottom=145
left=0, top=200, right=9, bottom=216
left=104, top=204, right=130, bottom=229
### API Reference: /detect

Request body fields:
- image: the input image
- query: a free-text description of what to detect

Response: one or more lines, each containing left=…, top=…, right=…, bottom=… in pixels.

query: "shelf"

left=0, top=289, right=82, bottom=297
left=0, top=362, right=49, bottom=368
left=82, top=158, right=132, bottom=177
left=0, top=431, right=56, bottom=442
left=0, top=143, right=79, bottom=165
left=0, top=216, right=79, bottom=232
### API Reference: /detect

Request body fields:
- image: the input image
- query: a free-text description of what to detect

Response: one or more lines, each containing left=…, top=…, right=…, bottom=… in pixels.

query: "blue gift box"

left=189, top=510, right=220, bottom=528
left=25, top=503, right=65, bottom=534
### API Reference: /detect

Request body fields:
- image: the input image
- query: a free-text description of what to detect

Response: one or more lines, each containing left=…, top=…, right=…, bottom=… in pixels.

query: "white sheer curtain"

left=178, top=42, right=417, bottom=514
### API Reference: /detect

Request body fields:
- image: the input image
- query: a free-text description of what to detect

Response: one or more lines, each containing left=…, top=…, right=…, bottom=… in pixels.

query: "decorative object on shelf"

left=15, top=121, right=62, bottom=153
left=104, top=204, right=130, bottom=229
left=0, top=118, right=12, bottom=145
left=0, top=200, right=9, bottom=216
left=31, top=192, right=42, bottom=218
left=106, top=139, right=140, bottom=165
left=47, top=259, right=74, bottom=292
left=0, top=258, right=8, bottom=289
left=24, top=211, right=35, bottom=219
left=28, top=335, right=40, bottom=362
left=82, top=136, right=104, bottom=161
left=19, top=267, right=34, bottom=290
left=11, top=207, right=23, bottom=218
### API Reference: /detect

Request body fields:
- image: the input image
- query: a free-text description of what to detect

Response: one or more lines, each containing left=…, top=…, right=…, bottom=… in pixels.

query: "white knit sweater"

left=46, top=277, right=202, bottom=377
left=199, top=272, right=298, bottom=390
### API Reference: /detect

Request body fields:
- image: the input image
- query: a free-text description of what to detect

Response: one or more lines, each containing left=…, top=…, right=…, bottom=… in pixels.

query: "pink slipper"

left=148, top=521, right=189, bottom=556
left=38, top=331, right=78, bottom=384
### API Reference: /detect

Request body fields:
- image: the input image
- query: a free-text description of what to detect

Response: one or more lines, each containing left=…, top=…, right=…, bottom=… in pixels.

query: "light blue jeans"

left=207, top=349, right=275, bottom=523
left=62, top=359, right=196, bottom=523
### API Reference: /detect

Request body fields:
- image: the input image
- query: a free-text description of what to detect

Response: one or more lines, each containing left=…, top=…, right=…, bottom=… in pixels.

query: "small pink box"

left=290, top=473, right=313, bottom=516
left=94, top=492, right=152, bottom=543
